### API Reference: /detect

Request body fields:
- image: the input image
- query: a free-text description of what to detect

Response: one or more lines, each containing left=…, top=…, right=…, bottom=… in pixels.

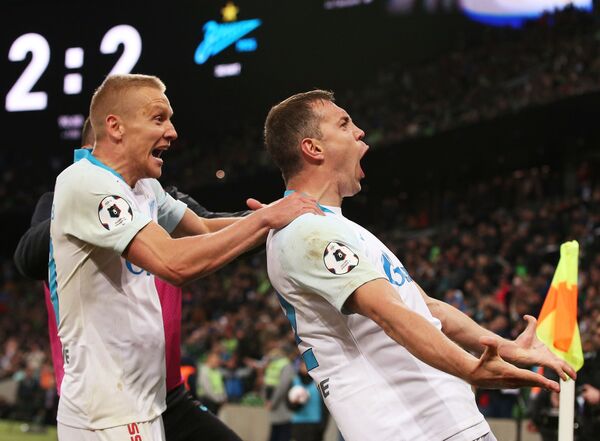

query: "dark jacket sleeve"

left=13, top=192, right=53, bottom=281
left=164, top=186, right=263, bottom=258
left=165, top=186, right=252, bottom=218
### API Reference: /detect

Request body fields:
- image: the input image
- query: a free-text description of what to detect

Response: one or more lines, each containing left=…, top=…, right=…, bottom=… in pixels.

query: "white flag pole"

left=558, top=378, right=575, bottom=441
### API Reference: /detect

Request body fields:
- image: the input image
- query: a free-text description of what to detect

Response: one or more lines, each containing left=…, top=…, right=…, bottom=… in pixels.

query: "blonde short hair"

left=89, top=74, right=166, bottom=139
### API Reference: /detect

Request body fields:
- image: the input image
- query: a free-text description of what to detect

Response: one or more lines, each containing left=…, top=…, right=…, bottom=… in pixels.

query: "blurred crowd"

left=1, top=161, right=599, bottom=439
left=162, top=7, right=600, bottom=190
left=350, top=7, right=600, bottom=146
left=3, top=8, right=600, bottom=214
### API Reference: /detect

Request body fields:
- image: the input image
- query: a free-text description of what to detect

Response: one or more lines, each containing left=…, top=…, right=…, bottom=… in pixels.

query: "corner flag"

left=536, top=240, right=584, bottom=372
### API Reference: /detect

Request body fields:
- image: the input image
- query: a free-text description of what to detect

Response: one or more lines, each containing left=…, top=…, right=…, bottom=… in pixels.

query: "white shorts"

left=58, top=417, right=165, bottom=441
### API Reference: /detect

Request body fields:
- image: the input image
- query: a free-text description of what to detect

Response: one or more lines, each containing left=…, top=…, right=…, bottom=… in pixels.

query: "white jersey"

left=49, top=150, right=186, bottom=430
left=267, top=204, right=489, bottom=441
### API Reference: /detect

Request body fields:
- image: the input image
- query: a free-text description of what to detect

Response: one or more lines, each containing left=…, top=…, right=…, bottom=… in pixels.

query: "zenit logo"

left=194, top=2, right=261, bottom=65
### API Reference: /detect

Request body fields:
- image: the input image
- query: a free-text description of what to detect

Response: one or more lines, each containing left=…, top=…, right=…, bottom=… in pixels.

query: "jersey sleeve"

left=58, top=172, right=152, bottom=255
left=147, top=180, right=187, bottom=233
left=278, top=214, right=385, bottom=312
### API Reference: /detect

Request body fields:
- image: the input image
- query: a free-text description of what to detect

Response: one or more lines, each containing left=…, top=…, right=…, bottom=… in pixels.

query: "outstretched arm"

left=124, top=192, right=321, bottom=286
left=416, top=284, right=576, bottom=381
left=346, top=279, right=559, bottom=392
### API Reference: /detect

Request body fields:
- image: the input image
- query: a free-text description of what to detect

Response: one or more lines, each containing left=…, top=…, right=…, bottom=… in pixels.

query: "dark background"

left=1, top=0, right=598, bottom=255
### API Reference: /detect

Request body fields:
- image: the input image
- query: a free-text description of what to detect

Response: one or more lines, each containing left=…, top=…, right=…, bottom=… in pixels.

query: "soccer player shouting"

left=264, top=90, right=575, bottom=441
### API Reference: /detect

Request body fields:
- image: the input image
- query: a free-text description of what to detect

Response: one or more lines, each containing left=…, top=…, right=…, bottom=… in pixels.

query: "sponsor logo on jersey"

left=98, top=195, right=133, bottom=230
left=127, top=422, right=142, bottom=441
left=323, top=242, right=359, bottom=275
left=317, top=378, right=330, bottom=399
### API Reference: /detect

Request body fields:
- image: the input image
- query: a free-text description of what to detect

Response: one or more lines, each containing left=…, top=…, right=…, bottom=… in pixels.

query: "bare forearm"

left=204, top=217, right=239, bottom=233
left=125, top=213, right=268, bottom=285
left=350, top=280, right=478, bottom=381
left=427, top=298, right=500, bottom=355
left=350, top=280, right=559, bottom=391
left=171, top=209, right=239, bottom=237
left=416, top=284, right=503, bottom=355
left=167, top=220, right=266, bottom=280
left=127, top=192, right=323, bottom=285
left=377, top=301, right=478, bottom=381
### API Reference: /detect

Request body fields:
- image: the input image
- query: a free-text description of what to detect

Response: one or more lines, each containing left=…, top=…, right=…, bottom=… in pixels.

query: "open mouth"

left=359, top=145, right=368, bottom=178
left=151, top=149, right=164, bottom=158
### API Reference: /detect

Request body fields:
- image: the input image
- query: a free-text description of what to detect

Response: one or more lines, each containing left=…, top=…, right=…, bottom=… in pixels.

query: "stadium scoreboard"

left=2, top=0, right=592, bottom=148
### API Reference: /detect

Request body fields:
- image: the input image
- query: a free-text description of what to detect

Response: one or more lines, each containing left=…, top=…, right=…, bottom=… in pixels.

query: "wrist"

left=250, top=208, right=270, bottom=229
left=460, top=354, right=481, bottom=384
left=496, top=339, right=515, bottom=360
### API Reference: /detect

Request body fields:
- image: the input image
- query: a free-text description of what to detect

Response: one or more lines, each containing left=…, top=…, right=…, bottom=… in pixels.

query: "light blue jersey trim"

left=48, top=239, right=59, bottom=326
left=283, top=190, right=334, bottom=214
left=276, top=292, right=301, bottom=344
left=73, top=148, right=126, bottom=182
left=301, top=348, right=319, bottom=372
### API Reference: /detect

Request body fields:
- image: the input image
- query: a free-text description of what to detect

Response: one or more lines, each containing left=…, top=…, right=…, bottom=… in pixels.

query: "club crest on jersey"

left=323, top=242, right=359, bottom=275
left=98, top=196, right=133, bottom=230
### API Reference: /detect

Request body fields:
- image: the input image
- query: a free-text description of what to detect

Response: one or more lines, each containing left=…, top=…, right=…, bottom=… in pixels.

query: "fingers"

left=479, top=336, right=500, bottom=353
left=548, top=358, right=576, bottom=382
left=523, top=315, right=537, bottom=328
left=543, top=377, right=560, bottom=393
left=262, top=193, right=324, bottom=229
left=246, top=198, right=266, bottom=211
left=289, top=194, right=323, bottom=216
left=519, top=368, right=560, bottom=393
left=561, top=361, right=577, bottom=381
left=278, top=192, right=323, bottom=215
left=477, top=337, right=501, bottom=368
left=302, top=200, right=324, bottom=216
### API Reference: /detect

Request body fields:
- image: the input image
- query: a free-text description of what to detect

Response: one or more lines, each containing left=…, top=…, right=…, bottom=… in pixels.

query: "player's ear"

left=301, top=137, right=324, bottom=163
left=105, top=114, right=124, bottom=141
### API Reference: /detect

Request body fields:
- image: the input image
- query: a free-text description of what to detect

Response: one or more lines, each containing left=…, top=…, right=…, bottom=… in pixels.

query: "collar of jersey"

left=283, top=190, right=339, bottom=215
left=73, top=148, right=126, bottom=182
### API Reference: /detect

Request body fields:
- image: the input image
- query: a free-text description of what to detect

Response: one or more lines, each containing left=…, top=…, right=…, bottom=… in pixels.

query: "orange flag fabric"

left=536, top=240, right=584, bottom=372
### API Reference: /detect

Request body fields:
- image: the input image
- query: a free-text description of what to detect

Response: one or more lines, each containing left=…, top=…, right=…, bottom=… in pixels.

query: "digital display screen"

left=3, top=0, right=592, bottom=165
left=2, top=1, right=475, bottom=155
left=459, top=0, right=593, bottom=27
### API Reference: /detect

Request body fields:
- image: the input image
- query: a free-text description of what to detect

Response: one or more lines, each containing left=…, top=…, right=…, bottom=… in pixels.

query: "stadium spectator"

left=263, top=343, right=296, bottom=441
left=288, top=360, right=329, bottom=441
left=577, top=320, right=600, bottom=441
left=197, top=351, right=227, bottom=414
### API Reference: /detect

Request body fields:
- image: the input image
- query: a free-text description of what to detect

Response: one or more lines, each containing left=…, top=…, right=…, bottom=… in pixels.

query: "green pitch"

left=0, top=421, right=57, bottom=441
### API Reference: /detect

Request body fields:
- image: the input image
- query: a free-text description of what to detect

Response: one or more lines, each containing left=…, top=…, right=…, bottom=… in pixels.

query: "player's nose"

left=355, top=127, right=365, bottom=141
left=165, top=123, right=178, bottom=141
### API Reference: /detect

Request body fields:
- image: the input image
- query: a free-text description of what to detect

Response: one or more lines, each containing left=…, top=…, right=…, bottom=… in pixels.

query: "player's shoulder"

left=55, top=159, right=119, bottom=198
left=278, top=212, right=342, bottom=238
left=57, top=157, right=107, bottom=181
left=55, top=159, right=94, bottom=192
left=272, top=212, right=354, bottom=256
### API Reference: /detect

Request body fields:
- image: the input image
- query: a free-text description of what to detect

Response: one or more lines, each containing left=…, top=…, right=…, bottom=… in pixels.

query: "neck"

left=92, top=144, right=139, bottom=187
left=287, top=171, right=343, bottom=207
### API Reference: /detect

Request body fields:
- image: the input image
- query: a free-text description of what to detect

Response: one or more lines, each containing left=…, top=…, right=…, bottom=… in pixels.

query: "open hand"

left=248, top=192, right=323, bottom=229
left=470, top=336, right=560, bottom=392
left=499, top=315, right=576, bottom=381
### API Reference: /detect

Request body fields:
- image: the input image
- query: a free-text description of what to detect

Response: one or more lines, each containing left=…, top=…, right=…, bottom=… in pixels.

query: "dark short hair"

left=264, top=90, right=334, bottom=183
